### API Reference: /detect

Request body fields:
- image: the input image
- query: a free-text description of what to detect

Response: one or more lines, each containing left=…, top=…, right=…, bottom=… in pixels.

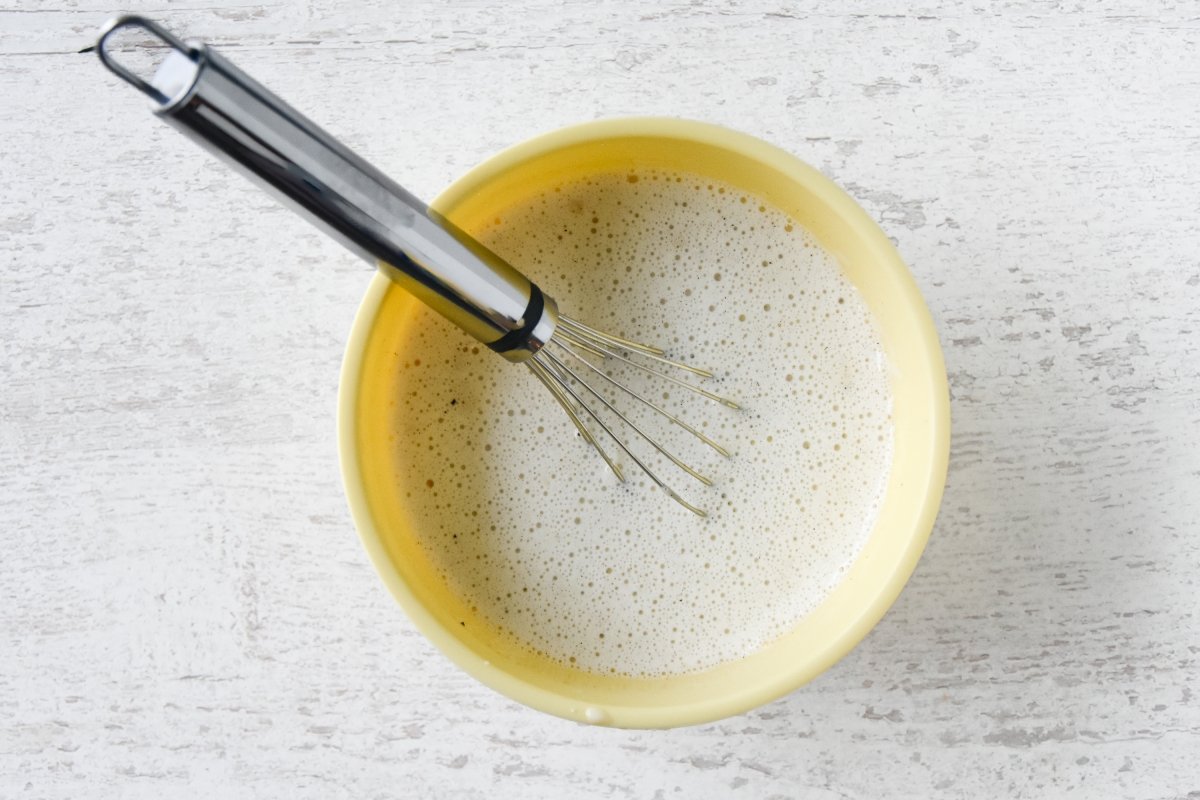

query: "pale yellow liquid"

left=387, top=170, right=893, bottom=677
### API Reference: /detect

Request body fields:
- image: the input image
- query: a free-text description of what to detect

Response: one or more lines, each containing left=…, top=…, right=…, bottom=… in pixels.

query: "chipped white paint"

left=2, top=1, right=1198, bottom=798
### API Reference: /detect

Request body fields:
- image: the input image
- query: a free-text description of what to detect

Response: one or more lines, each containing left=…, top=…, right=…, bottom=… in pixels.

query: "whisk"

left=94, top=16, right=737, bottom=516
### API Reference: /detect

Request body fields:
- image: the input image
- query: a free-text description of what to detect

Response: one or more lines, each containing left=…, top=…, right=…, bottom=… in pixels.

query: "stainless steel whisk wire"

left=94, top=15, right=738, bottom=516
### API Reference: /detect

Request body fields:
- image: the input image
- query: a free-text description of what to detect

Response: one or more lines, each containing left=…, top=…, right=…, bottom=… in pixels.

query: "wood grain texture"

left=3, top=1, right=1199, bottom=797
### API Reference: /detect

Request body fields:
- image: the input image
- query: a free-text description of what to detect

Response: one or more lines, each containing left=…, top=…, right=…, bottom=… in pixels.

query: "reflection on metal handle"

left=95, top=15, right=556, bottom=361
left=96, top=16, right=189, bottom=104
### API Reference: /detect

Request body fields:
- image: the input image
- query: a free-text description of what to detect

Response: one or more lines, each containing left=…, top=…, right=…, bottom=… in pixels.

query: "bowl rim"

left=338, top=116, right=950, bottom=728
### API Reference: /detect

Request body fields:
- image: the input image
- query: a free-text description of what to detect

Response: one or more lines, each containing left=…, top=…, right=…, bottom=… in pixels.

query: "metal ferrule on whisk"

left=96, top=15, right=557, bottom=361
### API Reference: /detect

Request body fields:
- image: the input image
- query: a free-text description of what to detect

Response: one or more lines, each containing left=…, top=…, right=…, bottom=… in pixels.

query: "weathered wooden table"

left=3, top=2, right=1198, bottom=797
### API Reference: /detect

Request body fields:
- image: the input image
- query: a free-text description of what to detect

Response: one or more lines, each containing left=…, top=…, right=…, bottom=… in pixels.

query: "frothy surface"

left=386, top=170, right=893, bottom=676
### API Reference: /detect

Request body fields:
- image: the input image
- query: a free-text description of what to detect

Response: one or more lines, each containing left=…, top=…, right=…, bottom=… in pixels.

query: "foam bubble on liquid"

left=387, top=169, right=894, bottom=677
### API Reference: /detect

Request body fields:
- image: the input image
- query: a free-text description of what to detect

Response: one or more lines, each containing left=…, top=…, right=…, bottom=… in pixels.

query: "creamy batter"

left=386, top=169, right=893, bottom=676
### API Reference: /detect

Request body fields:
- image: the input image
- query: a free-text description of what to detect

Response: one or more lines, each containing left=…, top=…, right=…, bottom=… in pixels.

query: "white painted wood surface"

left=3, top=1, right=1199, bottom=797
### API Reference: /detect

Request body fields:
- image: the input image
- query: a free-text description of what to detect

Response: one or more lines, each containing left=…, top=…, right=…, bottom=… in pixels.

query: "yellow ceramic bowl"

left=339, top=118, right=949, bottom=729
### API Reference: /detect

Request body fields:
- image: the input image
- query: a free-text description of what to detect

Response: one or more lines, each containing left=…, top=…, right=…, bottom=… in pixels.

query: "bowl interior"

left=339, top=119, right=949, bottom=728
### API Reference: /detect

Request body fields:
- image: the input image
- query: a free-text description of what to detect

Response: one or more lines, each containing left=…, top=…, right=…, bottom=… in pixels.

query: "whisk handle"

left=95, top=15, right=557, bottom=361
